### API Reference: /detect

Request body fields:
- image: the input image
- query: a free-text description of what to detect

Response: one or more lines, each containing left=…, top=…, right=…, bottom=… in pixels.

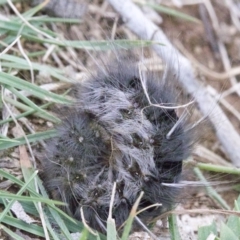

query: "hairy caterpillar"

left=38, top=48, right=198, bottom=233
left=33, top=0, right=239, bottom=237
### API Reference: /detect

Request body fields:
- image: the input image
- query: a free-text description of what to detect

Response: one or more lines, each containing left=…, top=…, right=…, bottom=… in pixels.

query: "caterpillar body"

left=39, top=49, right=196, bottom=233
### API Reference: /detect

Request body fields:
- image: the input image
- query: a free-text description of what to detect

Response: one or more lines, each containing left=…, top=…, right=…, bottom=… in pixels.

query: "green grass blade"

left=3, top=96, right=59, bottom=123
left=0, top=35, right=17, bottom=46
left=0, top=169, right=78, bottom=225
left=220, top=222, right=238, bottom=240
left=1, top=62, right=71, bottom=82
left=136, top=1, right=200, bottom=23
left=0, top=0, right=18, bottom=5
left=1, top=54, right=71, bottom=82
left=0, top=171, right=38, bottom=222
left=121, top=192, right=144, bottom=240
left=0, top=101, right=53, bottom=125
left=0, top=137, right=19, bottom=143
left=107, top=218, right=117, bottom=240
left=36, top=176, right=73, bottom=240
left=0, top=169, right=33, bottom=188
left=5, top=86, right=60, bottom=123
left=0, top=224, right=25, bottom=240
left=0, top=19, right=56, bottom=37
left=0, top=191, right=65, bottom=205
left=197, top=163, right=240, bottom=175
left=0, top=129, right=57, bottom=151
left=168, top=214, right=181, bottom=240
left=20, top=164, right=58, bottom=239
left=107, top=182, right=117, bottom=240
left=0, top=171, right=48, bottom=240
left=194, top=167, right=230, bottom=210
left=17, top=35, right=160, bottom=50
left=22, top=0, right=51, bottom=18
left=198, top=222, right=217, bottom=240
left=1, top=88, right=69, bottom=125
left=27, top=50, right=48, bottom=57
left=0, top=72, right=71, bottom=104
left=79, top=228, right=89, bottom=240
left=225, top=195, right=240, bottom=237
left=29, top=16, right=82, bottom=24
left=2, top=215, right=45, bottom=237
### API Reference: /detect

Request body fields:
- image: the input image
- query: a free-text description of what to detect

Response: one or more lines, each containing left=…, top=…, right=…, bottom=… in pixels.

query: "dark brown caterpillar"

left=39, top=50, right=197, bottom=233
